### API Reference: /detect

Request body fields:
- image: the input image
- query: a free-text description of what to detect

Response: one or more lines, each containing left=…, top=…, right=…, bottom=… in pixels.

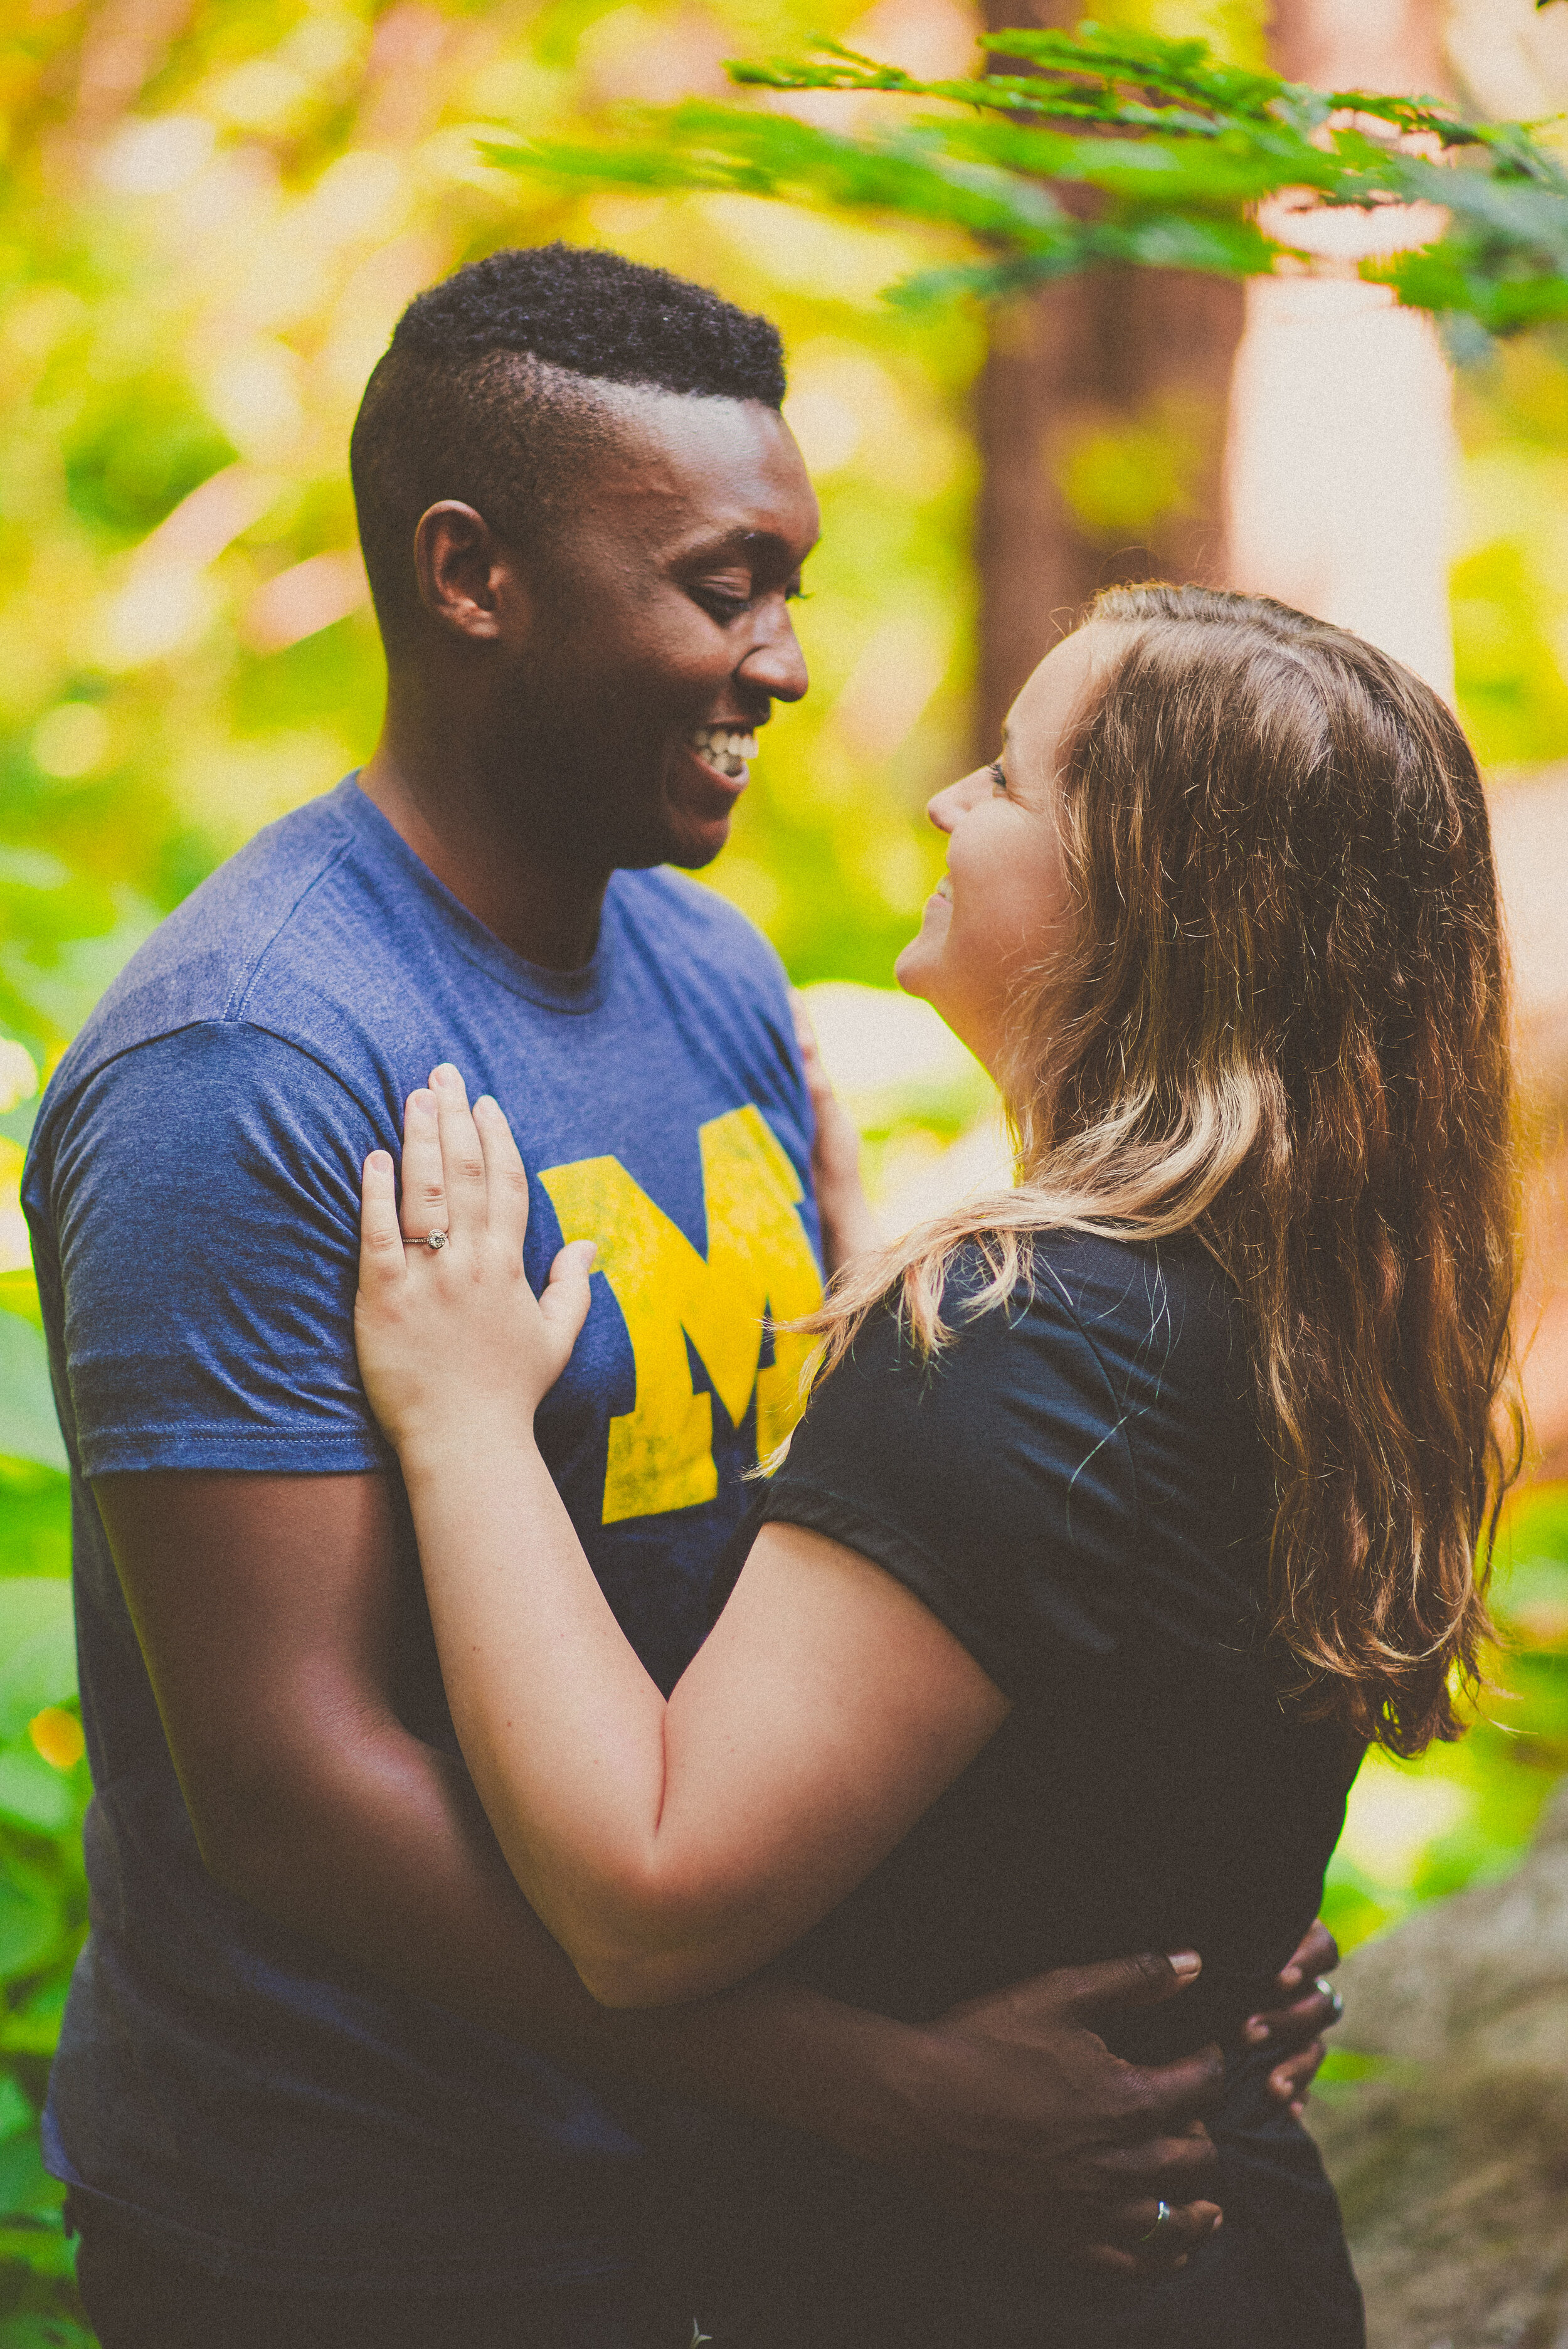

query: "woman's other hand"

left=792, top=994, right=881, bottom=1278
left=356, top=1063, right=596, bottom=1456
left=1244, top=1918, right=1344, bottom=2117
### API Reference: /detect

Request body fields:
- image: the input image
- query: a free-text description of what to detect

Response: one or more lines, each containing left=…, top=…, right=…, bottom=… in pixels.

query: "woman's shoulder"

left=906, top=1226, right=1242, bottom=1396
left=760, top=1228, right=1256, bottom=1686
left=793, top=1232, right=1169, bottom=1542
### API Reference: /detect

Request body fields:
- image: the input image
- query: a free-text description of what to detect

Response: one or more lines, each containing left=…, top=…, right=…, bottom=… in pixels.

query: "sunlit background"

left=3, top=0, right=1568, bottom=2330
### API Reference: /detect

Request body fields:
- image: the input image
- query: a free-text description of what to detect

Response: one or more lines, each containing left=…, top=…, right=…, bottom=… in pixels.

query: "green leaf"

left=492, top=105, right=1069, bottom=246
left=0, top=1328, right=66, bottom=1480
left=0, top=1465, right=70, bottom=1584
left=0, top=1589, right=77, bottom=1739
left=0, top=901, right=159, bottom=1063
left=0, top=2255, right=87, bottom=2304
left=0, top=1752, right=74, bottom=1841
left=0, top=2079, right=33, bottom=2145
left=63, top=373, right=236, bottom=544
left=0, top=2134, right=52, bottom=2225
left=485, top=21, right=1568, bottom=334
left=0, top=1985, right=68, bottom=2062
left=0, top=1281, right=44, bottom=1339
left=0, top=1876, right=65, bottom=1987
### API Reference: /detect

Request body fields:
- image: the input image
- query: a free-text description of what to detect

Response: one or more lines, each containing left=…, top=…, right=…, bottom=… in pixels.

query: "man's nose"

left=738, top=611, right=808, bottom=706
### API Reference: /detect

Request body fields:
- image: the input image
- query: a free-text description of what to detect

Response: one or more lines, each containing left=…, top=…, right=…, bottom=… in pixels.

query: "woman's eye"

left=988, top=761, right=1008, bottom=793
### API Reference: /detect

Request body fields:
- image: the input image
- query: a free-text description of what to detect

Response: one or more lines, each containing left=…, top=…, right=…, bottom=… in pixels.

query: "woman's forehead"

left=1006, top=626, right=1126, bottom=770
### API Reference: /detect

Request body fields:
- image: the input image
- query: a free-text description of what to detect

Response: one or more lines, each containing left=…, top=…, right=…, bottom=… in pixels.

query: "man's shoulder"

left=61, top=787, right=358, bottom=1053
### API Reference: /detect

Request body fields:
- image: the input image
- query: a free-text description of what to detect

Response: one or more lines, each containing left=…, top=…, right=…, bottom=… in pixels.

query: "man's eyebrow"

left=677, top=526, right=810, bottom=565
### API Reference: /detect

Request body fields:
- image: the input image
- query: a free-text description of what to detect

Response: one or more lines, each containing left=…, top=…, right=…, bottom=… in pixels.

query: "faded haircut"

left=349, top=243, right=787, bottom=646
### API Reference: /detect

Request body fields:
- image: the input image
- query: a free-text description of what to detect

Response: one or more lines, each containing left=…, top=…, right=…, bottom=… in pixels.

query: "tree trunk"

left=1221, top=1, right=1456, bottom=701
left=971, top=3, right=1244, bottom=756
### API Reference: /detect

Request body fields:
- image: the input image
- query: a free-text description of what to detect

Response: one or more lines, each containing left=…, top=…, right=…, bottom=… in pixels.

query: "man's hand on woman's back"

left=94, top=1467, right=1344, bottom=2283
left=898, top=1920, right=1344, bottom=2270
left=906, top=1949, right=1225, bottom=2271
left=1246, top=1917, right=1343, bottom=2116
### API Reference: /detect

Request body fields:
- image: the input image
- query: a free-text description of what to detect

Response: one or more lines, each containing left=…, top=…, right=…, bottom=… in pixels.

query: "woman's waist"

left=635, top=2041, right=1333, bottom=2335
left=1098, top=1956, right=1303, bottom=2069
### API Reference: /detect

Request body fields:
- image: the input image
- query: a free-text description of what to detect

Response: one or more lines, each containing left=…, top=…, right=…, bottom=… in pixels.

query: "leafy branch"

left=482, top=19, right=1568, bottom=333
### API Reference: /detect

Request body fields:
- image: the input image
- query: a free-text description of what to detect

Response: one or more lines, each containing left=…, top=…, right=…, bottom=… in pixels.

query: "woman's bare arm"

left=358, top=1068, right=1009, bottom=2006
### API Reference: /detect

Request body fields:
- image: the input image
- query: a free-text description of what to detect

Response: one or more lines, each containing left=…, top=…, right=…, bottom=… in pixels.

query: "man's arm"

left=95, top=1466, right=1224, bottom=2264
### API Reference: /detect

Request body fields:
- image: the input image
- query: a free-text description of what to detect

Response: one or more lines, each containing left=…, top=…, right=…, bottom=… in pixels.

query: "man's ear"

left=412, top=501, right=531, bottom=644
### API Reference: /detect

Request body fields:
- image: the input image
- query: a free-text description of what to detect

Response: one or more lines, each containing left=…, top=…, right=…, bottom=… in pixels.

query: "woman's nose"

left=925, top=784, right=959, bottom=835
left=926, top=768, right=989, bottom=832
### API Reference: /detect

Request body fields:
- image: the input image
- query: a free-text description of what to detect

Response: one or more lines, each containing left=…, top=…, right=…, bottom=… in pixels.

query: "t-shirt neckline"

left=337, top=772, right=615, bottom=1016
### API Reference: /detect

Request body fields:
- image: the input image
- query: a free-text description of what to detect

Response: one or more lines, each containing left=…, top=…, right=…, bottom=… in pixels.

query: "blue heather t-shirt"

left=21, top=775, right=822, bottom=2290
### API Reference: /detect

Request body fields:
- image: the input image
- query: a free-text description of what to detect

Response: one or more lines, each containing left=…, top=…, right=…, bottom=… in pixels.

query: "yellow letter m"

left=539, top=1106, right=824, bottom=1525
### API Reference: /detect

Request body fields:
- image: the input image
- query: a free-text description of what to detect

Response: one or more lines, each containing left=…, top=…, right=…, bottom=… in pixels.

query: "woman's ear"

left=412, top=501, right=532, bottom=645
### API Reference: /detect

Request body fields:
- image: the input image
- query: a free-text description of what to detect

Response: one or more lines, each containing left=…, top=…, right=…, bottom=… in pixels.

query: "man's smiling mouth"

left=689, top=725, right=758, bottom=782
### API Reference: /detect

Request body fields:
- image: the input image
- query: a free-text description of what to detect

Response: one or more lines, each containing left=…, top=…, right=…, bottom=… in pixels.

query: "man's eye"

left=696, top=586, right=750, bottom=622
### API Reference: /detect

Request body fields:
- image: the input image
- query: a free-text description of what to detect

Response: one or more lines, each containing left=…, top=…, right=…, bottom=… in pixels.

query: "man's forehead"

left=581, top=384, right=816, bottom=540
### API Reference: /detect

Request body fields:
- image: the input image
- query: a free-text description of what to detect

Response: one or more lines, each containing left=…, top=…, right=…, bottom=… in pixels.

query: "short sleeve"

left=36, top=1021, right=388, bottom=1477
left=747, top=1262, right=1142, bottom=1700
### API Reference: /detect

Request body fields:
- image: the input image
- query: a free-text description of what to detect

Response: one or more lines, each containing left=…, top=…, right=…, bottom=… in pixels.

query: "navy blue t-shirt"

left=21, top=775, right=822, bottom=2290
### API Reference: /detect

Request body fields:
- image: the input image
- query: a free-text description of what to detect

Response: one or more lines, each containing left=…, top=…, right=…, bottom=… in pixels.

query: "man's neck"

left=358, top=734, right=609, bottom=974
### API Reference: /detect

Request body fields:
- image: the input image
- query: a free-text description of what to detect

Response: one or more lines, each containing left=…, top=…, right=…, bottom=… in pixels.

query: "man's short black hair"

left=350, top=243, right=787, bottom=645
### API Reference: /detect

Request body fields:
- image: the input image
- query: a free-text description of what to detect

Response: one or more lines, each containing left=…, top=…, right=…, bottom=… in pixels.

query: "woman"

left=354, top=586, right=1517, bottom=2345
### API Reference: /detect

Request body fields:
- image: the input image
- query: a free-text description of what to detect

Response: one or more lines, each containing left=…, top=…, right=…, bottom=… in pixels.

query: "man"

left=24, top=245, right=1335, bottom=2348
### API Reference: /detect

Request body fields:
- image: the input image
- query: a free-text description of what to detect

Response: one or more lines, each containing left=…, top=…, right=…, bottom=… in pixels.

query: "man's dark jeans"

left=70, top=2196, right=690, bottom=2349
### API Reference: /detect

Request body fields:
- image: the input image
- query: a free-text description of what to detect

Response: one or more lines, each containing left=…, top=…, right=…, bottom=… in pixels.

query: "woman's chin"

left=893, top=939, right=931, bottom=999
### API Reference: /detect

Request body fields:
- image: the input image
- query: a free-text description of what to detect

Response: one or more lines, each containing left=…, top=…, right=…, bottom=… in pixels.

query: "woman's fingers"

left=1263, top=1917, right=1338, bottom=2000
left=538, top=1242, right=597, bottom=1355
left=1077, top=2197, right=1221, bottom=2276
left=1247, top=1973, right=1343, bottom=2059
left=428, top=1063, right=487, bottom=1239
left=359, top=1150, right=406, bottom=1293
left=394, top=1075, right=595, bottom=1383
left=790, top=993, right=829, bottom=1109
left=398, top=1089, right=448, bottom=1243
left=474, top=1094, right=529, bottom=1253
left=1269, top=2035, right=1327, bottom=2116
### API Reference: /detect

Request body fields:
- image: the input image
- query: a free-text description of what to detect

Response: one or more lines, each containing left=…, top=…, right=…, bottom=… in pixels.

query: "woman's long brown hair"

left=807, top=585, right=1520, bottom=1756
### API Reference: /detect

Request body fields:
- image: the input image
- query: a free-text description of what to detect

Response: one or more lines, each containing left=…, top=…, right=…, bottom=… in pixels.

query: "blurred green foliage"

left=2, top=3, right=1567, bottom=2340
left=0, top=1446, right=90, bottom=2344
left=506, top=23, right=1568, bottom=326
left=1452, top=329, right=1568, bottom=766
left=1322, top=1482, right=1568, bottom=1955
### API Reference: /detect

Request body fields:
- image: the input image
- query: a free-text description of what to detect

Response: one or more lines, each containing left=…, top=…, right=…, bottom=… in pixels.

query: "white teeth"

left=689, top=726, right=756, bottom=772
